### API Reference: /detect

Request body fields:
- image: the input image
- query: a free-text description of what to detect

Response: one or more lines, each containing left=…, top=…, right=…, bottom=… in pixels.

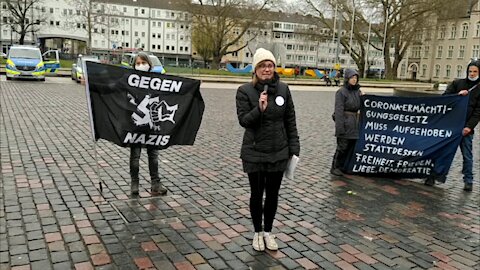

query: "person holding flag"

left=425, top=59, right=480, bottom=191
left=129, top=52, right=167, bottom=196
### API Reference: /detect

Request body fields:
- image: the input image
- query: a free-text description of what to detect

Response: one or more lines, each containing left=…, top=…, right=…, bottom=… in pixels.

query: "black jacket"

left=444, top=60, right=480, bottom=131
left=236, top=78, right=300, bottom=165
left=334, top=69, right=362, bottom=139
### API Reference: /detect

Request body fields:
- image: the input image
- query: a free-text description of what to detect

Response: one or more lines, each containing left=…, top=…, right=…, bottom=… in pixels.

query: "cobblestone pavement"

left=1, top=78, right=479, bottom=270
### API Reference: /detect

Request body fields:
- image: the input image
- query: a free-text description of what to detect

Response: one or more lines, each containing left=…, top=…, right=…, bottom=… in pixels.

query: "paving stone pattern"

left=0, top=80, right=479, bottom=270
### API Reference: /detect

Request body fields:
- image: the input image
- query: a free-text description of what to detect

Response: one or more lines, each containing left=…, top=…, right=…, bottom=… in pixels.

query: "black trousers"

left=248, top=171, right=283, bottom=232
left=332, top=138, right=357, bottom=171
left=130, top=146, right=159, bottom=182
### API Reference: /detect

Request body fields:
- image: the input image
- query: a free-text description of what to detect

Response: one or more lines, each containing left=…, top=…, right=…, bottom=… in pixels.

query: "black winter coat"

left=443, top=68, right=480, bottom=131
left=334, top=84, right=362, bottom=139
left=236, top=78, right=300, bottom=172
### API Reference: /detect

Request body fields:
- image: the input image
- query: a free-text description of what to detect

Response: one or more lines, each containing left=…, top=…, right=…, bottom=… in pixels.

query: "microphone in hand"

left=259, top=85, right=268, bottom=112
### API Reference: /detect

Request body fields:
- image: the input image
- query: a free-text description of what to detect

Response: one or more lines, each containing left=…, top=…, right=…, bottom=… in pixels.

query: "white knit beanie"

left=252, top=48, right=276, bottom=69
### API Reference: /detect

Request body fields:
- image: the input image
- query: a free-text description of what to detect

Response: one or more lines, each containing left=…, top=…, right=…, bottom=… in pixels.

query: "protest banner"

left=85, top=62, right=205, bottom=149
left=346, top=94, right=468, bottom=179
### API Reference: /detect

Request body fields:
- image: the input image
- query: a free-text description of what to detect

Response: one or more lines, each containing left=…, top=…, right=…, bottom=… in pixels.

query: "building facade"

left=398, top=1, right=480, bottom=82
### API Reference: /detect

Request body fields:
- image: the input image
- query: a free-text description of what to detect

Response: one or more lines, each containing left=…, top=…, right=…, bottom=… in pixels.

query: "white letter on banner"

left=160, top=79, right=172, bottom=91
left=170, top=81, right=182, bottom=92
left=139, top=76, right=151, bottom=89
left=128, top=74, right=140, bottom=87
left=150, top=78, right=161, bottom=90
left=123, top=132, right=137, bottom=143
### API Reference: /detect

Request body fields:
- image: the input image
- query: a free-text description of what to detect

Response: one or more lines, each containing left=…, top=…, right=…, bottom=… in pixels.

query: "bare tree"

left=5, top=0, right=45, bottom=44
left=63, top=0, right=119, bottom=54
left=179, top=0, right=272, bottom=69
left=306, top=0, right=451, bottom=79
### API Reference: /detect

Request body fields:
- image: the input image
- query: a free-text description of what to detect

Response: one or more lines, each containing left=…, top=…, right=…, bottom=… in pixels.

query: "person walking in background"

left=129, top=52, right=167, bottom=196
left=334, top=71, right=341, bottom=87
left=236, top=48, right=300, bottom=252
left=331, top=69, right=362, bottom=176
left=424, top=59, right=480, bottom=191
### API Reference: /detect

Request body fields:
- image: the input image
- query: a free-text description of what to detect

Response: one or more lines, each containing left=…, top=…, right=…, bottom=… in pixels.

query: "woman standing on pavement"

left=236, top=48, right=300, bottom=251
left=331, top=69, right=362, bottom=176
left=129, top=52, right=167, bottom=196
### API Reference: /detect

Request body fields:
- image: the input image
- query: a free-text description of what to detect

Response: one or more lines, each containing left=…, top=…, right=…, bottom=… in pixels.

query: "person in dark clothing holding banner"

left=129, top=52, right=167, bottom=196
left=236, top=48, right=300, bottom=252
left=425, top=59, right=480, bottom=191
left=331, top=69, right=362, bottom=176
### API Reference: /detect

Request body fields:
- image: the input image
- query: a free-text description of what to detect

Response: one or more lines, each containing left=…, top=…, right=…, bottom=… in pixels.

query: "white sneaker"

left=252, top=232, right=265, bottom=251
left=264, top=233, right=278, bottom=251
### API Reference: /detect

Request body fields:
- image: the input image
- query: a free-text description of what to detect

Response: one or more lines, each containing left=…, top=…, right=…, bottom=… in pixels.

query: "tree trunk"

left=211, top=55, right=222, bottom=70
left=19, top=31, right=26, bottom=45
left=384, top=45, right=393, bottom=80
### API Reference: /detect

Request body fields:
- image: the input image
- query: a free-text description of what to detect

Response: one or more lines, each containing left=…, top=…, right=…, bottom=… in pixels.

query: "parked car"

left=121, top=52, right=166, bottom=74
left=71, top=55, right=100, bottom=83
left=6, top=45, right=59, bottom=81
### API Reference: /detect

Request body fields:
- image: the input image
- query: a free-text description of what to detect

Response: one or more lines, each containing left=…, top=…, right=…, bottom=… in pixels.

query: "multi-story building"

left=1, top=0, right=192, bottom=66
left=1, top=0, right=389, bottom=75
left=398, top=1, right=480, bottom=82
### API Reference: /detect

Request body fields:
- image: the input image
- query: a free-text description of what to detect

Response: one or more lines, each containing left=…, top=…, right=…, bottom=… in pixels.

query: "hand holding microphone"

left=259, top=85, right=268, bottom=112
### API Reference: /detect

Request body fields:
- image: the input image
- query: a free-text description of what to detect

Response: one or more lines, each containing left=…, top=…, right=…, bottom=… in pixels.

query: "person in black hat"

left=425, top=59, right=480, bottom=191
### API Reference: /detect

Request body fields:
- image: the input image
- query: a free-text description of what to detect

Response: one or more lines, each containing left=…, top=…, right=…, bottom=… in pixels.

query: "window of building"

left=439, top=25, right=446, bottom=39
left=422, top=64, right=427, bottom=77
left=123, top=7, right=127, bottom=13
left=446, top=65, right=451, bottom=78
left=473, top=45, right=480, bottom=58
left=134, top=31, right=138, bottom=37
left=171, top=46, right=175, bottom=51
left=459, top=45, right=465, bottom=58
left=457, top=65, right=463, bottom=78
left=185, top=47, right=188, bottom=52
left=423, top=46, right=429, bottom=58
left=447, top=46, right=454, bottom=58
left=435, top=64, right=440, bottom=77
left=180, top=46, right=183, bottom=52
left=141, top=9, right=145, bottom=14
left=141, top=32, right=145, bottom=37
left=152, top=34, right=156, bottom=38
left=50, top=8, right=54, bottom=13
left=166, top=46, right=170, bottom=50
left=450, top=24, right=456, bottom=39
left=436, top=46, right=443, bottom=58
left=286, top=55, right=292, bottom=60
left=476, top=22, right=480, bottom=37
left=232, top=52, right=238, bottom=57
left=152, top=45, right=156, bottom=49
left=157, top=22, right=161, bottom=27
left=461, top=23, right=468, bottom=38
left=153, top=22, right=156, bottom=27
left=286, top=44, right=293, bottom=50
left=166, top=34, right=170, bottom=39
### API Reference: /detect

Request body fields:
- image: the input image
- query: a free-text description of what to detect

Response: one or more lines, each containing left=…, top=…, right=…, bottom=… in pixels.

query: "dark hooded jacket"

left=444, top=60, right=480, bottom=131
left=334, top=69, right=362, bottom=139
left=236, top=73, right=300, bottom=172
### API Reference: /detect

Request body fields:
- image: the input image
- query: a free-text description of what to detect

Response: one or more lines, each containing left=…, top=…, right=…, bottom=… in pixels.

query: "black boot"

left=463, top=183, right=473, bottom=192
left=424, top=177, right=435, bottom=186
left=151, top=180, right=167, bottom=195
left=131, top=178, right=139, bottom=195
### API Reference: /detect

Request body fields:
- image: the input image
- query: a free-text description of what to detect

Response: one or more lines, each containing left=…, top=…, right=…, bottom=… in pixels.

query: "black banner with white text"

left=85, top=62, right=205, bottom=149
left=346, top=94, right=468, bottom=179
